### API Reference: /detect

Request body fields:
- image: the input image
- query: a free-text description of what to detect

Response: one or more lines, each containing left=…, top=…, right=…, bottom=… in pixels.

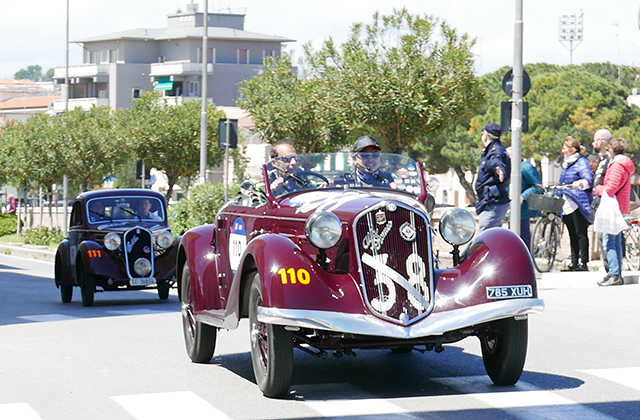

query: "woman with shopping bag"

left=594, top=138, right=636, bottom=287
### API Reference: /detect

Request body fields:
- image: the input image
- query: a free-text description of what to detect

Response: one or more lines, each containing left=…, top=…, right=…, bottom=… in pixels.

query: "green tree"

left=120, top=91, right=226, bottom=200
left=14, top=65, right=44, bottom=81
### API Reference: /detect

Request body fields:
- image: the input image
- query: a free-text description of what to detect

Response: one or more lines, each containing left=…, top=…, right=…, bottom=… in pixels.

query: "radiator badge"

left=399, top=222, right=416, bottom=242
left=362, top=221, right=393, bottom=252
left=375, top=210, right=386, bottom=225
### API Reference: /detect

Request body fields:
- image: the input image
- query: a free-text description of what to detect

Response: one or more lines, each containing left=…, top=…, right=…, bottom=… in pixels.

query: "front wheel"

left=480, top=317, right=528, bottom=385
left=248, top=272, right=293, bottom=398
left=531, top=217, right=559, bottom=272
left=158, top=280, right=171, bottom=300
left=181, top=265, right=217, bottom=363
left=80, top=271, right=95, bottom=307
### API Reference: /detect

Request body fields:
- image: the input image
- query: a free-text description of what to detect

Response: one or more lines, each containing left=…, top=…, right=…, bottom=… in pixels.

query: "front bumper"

left=258, top=298, right=544, bottom=339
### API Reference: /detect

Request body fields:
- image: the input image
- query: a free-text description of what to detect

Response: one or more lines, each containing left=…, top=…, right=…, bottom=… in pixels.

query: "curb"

left=0, top=244, right=55, bottom=263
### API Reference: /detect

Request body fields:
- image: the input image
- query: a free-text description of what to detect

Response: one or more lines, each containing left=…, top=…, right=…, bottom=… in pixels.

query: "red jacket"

left=594, top=154, right=636, bottom=214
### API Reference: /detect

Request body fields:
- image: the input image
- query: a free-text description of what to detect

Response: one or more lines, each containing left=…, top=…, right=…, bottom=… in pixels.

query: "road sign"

left=500, top=101, right=529, bottom=133
left=502, top=69, right=531, bottom=97
left=218, top=119, right=238, bottom=149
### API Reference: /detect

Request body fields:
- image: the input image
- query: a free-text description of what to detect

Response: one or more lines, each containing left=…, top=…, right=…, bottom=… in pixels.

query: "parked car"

left=177, top=152, right=544, bottom=398
left=54, top=189, right=178, bottom=306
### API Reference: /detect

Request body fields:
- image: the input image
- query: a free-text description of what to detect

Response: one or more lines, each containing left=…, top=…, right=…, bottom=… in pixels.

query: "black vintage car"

left=54, top=189, right=178, bottom=306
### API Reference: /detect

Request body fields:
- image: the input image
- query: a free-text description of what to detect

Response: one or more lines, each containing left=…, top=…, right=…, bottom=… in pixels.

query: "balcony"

left=53, top=64, right=110, bottom=81
left=150, top=61, right=212, bottom=77
left=52, top=97, right=109, bottom=113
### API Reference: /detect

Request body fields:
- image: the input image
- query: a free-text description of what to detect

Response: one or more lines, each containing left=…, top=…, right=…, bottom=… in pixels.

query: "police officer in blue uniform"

left=475, top=123, right=511, bottom=232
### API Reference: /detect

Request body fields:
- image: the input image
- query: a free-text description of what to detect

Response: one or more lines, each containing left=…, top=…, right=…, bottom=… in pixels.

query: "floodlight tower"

left=559, top=12, right=584, bottom=64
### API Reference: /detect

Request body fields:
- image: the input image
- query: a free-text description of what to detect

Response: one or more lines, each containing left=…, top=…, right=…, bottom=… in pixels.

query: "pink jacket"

left=594, top=154, right=636, bottom=214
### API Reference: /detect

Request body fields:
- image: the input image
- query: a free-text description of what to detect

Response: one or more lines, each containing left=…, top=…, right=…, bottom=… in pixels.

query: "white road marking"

left=0, top=403, right=44, bottom=420
left=581, top=367, right=640, bottom=392
left=434, top=376, right=618, bottom=420
left=107, top=309, right=171, bottom=315
left=112, top=391, right=234, bottom=420
left=17, top=314, right=80, bottom=322
left=298, top=384, right=419, bottom=419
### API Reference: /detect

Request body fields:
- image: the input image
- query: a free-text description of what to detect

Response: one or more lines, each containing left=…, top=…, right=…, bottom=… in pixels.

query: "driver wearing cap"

left=352, top=135, right=393, bottom=187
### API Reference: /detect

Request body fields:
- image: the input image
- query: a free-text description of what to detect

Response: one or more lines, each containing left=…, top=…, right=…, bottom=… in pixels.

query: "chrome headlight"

left=134, top=258, right=152, bottom=276
left=156, top=231, right=174, bottom=249
left=439, top=208, right=476, bottom=246
left=103, top=232, right=121, bottom=251
left=305, top=211, right=342, bottom=249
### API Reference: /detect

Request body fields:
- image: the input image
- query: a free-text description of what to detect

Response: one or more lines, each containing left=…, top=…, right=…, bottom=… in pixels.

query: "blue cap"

left=483, top=123, right=502, bottom=138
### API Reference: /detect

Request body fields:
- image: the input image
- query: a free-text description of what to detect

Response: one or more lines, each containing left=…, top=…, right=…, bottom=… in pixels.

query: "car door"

left=68, top=200, right=84, bottom=281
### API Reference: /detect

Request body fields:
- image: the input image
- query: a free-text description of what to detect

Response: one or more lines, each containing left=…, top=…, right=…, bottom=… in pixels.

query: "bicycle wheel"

left=623, top=223, right=640, bottom=271
left=531, top=217, right=559, bottom=272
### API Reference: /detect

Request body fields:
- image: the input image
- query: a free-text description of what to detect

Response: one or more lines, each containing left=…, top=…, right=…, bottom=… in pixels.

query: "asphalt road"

left=1, top=254, right=639, bottom=420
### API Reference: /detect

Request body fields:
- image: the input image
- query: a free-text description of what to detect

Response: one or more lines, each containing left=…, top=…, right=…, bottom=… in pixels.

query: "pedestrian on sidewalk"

left=475, top=123, right=510, bottom=233
left=559, top=136, right=594, bottom=272
left=591, top=128, right=613, bottom=273
left=594, top=138, right=636, bottom=286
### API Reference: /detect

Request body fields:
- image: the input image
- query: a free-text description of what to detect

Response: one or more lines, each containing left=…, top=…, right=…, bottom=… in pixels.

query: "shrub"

left=169, top=182, right=240, bottom=236
left=22, top=227, right=64, bottom=246
left=0, top=214, right=19, bottom=237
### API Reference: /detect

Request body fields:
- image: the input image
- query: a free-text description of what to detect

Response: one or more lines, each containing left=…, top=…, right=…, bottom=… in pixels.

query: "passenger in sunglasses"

left=352, top=135, right=393, bottom=187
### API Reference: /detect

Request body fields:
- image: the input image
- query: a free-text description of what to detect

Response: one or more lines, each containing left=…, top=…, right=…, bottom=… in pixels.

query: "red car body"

left=55, top=189, right=178, bottom=306
left=177, top=152, right=544, bottom=398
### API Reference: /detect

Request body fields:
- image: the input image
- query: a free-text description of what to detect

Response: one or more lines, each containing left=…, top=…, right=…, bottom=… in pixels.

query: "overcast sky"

left=2, top=0, right=640, bottom=80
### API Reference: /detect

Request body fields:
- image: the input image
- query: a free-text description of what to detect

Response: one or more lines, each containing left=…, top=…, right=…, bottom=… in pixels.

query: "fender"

left=433, top=228, right=536, bottom=313
left=55, top=240, right=73, bottom=287
left=179, top=224, right=218, bottom=313
left=76, top=241, right=125, bottom=280
left=236, top=234, right=366, bottom=314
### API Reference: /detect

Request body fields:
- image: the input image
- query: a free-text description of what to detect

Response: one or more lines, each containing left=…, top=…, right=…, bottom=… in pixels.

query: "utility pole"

left=199, top=0, right=209, bottom=185
left=510, top=0, right=524, bottom=236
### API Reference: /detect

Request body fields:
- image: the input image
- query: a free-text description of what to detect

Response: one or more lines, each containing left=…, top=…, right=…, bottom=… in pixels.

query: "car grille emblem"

left=126, top=235, right=139, bottom=252
left=362, top=220, right=393, bottom=252
left=143, top=246, right=151, bottom=254
left=399, top=222, right=417, bottom=242
left=375, top=210, right=386, bottom=225
left=385, top=202, right=397, bottom=212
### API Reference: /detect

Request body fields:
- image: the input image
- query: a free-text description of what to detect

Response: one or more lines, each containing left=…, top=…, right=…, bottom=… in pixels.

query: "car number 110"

left=278, top=267, right=311, bottom=285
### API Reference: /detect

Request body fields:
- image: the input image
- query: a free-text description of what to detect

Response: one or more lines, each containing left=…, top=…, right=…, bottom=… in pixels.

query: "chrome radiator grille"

left=354, top=203, right=433, bottom=324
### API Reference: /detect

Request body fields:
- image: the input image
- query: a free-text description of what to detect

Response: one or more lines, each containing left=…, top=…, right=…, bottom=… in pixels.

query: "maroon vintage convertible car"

left=178, top=152, right=544, bottom=398
left=55, top=189, right=178, bottom=306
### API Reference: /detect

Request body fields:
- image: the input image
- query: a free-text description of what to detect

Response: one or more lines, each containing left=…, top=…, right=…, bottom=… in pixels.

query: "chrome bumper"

left=258, top=298, right=544, bottom=339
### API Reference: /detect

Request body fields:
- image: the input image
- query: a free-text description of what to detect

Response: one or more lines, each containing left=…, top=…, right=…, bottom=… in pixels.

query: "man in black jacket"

left=475, top=123, right=511, bottom=233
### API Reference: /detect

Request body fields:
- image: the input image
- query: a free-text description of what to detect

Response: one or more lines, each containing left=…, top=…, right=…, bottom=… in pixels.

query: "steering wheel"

left=296, top=171, right=329, bottom=187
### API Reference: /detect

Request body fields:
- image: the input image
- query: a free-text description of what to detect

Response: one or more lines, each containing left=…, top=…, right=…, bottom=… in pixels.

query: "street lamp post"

left=559, top=12, right=584, bottom=64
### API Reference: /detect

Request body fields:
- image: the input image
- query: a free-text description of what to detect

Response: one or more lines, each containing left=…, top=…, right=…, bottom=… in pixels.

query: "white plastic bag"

left=594, top=191, right=627, bottom=235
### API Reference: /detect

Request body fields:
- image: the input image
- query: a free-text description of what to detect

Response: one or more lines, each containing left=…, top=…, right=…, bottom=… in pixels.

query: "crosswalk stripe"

left=107, top=309, right=172, bottom=315
left=17, top=314, right=80, bottom=322
left=580, top=367, right=640, bottom=392
left=433, top=376, right=618, bottom=420
left=298, top=384, right=419, bottom=419
left=0, top=403, right=44, bottom=420
left=111, top=391, right=234, bottom=420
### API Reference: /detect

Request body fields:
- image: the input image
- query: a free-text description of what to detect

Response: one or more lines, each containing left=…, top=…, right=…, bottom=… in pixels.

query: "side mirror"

left=424, top=176, right=439, bottom=214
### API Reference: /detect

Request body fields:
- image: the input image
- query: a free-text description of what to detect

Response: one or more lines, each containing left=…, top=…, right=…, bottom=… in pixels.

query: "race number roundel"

left=229, top=218, right=247, bottom=273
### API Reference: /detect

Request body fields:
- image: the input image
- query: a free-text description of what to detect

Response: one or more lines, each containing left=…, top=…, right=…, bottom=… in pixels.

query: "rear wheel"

left=248, top=272, right=293, bottom=398
left=181, top=265, right=217, bottom=363
left=55, top=253, right=73, bottom=303
left=480, top=317, right=528, bottom=385
left=531, top=217, right=559, bottom=272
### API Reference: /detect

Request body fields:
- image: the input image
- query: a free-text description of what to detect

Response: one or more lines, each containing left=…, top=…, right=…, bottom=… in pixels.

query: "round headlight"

left=305, top=211, right=342, bottom=249
left=103, top=232, right=121, bottom=251
left=134, top=258, right=152, bottom=276
left=156, top=231, right=174, bottom=249
left=439, top=208, right=476, bottom=246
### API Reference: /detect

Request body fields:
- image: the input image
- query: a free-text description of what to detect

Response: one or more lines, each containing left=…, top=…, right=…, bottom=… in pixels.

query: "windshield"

left=86, top=196, right=165, bottom=224
left=265, top=152, right=423, bottom=199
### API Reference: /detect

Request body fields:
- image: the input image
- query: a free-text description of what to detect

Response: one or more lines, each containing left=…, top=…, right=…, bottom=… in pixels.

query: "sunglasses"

left=275, top=155, right=296, bottom=163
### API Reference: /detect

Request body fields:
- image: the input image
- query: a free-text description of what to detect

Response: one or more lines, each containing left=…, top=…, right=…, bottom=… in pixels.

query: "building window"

left=132, top=88, right=141, bottom=99
left=189, top=81, right=200, bottom=97
left=197, top=48, right=214, bottom=63
left=238, top=49, right=248, bottom=64
left=108, top=49, right=118, bottom=63
left=89, top=50, right=100, bottom=64
left=263, top=50, right=274, bottom=59
left=158, top=56, right=165, bottom=63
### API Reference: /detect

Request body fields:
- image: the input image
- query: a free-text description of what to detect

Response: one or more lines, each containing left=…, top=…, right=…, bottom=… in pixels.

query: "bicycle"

left=622, top=215, right=640, bottom=271
left=529, top=184, right=571, bottom=272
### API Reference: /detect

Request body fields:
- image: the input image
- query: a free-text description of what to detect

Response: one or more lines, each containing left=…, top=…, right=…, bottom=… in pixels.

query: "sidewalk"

left=0, top=243, right=55, bottom=263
